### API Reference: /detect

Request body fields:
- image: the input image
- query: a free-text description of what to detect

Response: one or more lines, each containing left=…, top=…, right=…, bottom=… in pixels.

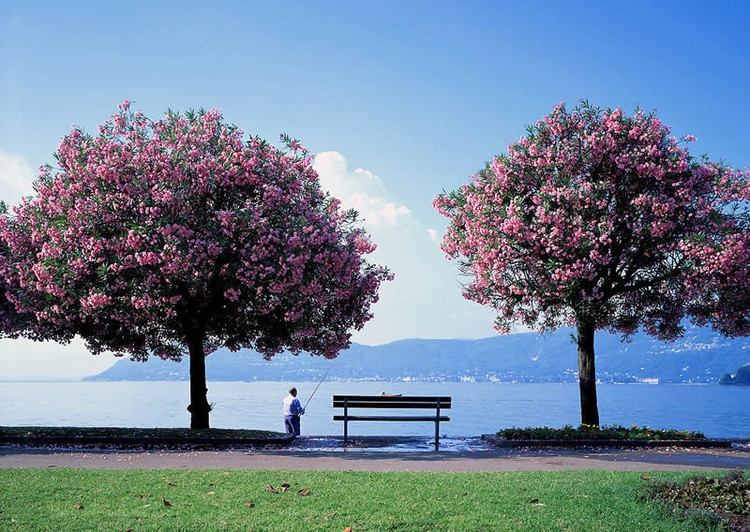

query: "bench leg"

left=343, top=401, right=349, bottom=443
left=435, top=400, right=441, bottom=448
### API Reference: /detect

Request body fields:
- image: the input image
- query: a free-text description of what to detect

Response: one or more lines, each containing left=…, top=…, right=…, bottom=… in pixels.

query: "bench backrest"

left=332, top=395, right=451, bottom=409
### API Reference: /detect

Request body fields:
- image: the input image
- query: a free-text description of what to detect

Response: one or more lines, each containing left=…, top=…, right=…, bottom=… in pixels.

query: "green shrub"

left=497, top=424, right=705, bottom=441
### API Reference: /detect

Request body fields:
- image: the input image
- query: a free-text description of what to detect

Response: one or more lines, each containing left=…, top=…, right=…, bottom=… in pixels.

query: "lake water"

left=2, top=381, right=750, bottom=440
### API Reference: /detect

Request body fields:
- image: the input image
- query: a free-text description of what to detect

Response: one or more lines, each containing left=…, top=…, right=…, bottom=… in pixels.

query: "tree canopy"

left=435, top=100, right=750, bottom=425
left=1, top=101, right=391, bottom=427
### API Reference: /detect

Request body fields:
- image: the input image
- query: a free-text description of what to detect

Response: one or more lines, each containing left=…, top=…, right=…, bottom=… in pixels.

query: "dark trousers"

left=284, top=415, right=301, bottom=436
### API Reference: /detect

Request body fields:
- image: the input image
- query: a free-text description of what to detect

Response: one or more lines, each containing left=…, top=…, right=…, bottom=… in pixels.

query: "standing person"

left=283, top=387, right=305, bottom=437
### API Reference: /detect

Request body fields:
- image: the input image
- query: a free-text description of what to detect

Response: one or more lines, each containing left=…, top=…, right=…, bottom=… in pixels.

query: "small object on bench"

left=332, top=395, right=451, bottom=446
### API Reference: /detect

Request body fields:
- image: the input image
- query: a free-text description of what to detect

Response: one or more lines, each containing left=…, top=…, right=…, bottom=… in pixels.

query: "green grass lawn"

left=0, top=469, right=715, bottom=531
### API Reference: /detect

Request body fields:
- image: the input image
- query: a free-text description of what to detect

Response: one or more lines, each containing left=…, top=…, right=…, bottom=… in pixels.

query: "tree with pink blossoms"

left=435, top=101, right=750, bottom=427
left=2, top=102, right=391, bottom=429
left=0, top=204, right=30, bottom=337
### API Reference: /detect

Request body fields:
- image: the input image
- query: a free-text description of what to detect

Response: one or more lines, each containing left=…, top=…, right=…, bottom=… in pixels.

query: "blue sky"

left=1, top=0, right=749, bottom=379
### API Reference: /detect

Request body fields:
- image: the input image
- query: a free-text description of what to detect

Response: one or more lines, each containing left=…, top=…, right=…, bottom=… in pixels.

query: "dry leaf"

left=267, top=485, right=278, bottom=493
left=74, top=505, right=84, bottom=510
left=343, top=528, right=353, bottom=532
left=530, top=499, right=539, bottom=504
left=641, top=475, right=651, bottom=480
left=245, top=503, right=255, bottom=508
left=206, top=491, right=215, bottom=495
left=298, top=488, right=310, bottom=496
left=163, top=499, right=173, bottom=507
left=280, top=483, right=291, bottom=492
left=167, top=482, right=177, bottom=487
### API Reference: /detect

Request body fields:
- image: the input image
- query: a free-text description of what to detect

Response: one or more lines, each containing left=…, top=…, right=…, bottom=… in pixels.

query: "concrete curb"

left=482, top=434, right=734, bottom=449
left=0, top=434, right=296, bottom=450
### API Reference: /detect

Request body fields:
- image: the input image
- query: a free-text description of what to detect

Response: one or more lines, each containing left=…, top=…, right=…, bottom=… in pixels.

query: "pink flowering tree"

left=3, top=102, right=391, bottom=429
left=435, top=101, right=750, bottom=427
left=0, top=204, right=29, bottom=337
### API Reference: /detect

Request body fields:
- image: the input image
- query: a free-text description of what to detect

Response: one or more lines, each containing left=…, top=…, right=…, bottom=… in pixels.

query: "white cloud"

left=0, top=149, right=36, bottom=205
left=314, top=152, right=412, bottom=227
left=314, top=151, right=497, bottom=345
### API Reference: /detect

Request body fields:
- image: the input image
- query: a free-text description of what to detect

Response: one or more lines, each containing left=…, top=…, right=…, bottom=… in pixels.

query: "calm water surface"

left=1, top=381, right=749, bottom=439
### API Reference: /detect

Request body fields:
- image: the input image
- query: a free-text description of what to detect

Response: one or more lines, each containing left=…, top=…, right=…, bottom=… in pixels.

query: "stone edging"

left=0, top=434, right=296, bottom=450
left=481, top=434, right=734, bottom=449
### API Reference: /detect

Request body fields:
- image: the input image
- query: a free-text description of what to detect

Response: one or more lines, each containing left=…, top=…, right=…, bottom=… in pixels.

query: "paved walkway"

left=3, top=444, right=750, bottom=472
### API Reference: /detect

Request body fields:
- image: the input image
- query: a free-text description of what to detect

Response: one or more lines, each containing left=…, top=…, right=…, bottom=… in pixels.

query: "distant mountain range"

left=85, top=326, right=750, bottom=384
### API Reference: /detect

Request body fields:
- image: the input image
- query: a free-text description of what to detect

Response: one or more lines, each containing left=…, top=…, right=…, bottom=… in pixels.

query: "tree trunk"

left=186, top=330, right=211, bottom=429
left=576, top=319, right=600, bottom=427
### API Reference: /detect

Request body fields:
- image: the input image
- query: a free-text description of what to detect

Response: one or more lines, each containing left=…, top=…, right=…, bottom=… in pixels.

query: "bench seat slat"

left=333, top=395, right=451, bottom=402
left=333, top=415, right=450, bottom=422
left=332, top=402, right=450, bottom=409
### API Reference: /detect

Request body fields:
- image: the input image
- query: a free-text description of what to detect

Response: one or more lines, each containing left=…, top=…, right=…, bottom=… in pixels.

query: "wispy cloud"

left=314, top=151, right=411, bottom=227
left=0, top=150, right=35, bottom=205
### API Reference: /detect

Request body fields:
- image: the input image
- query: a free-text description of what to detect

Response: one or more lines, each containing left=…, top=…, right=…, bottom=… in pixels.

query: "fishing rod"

left=303, top=362, right=335, bottom=410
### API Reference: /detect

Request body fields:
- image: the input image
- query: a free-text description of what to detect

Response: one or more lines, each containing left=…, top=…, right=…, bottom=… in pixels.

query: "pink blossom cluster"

left=1, top=101, right=392, bottom=361
left=435, top=100, right=750, bottom=339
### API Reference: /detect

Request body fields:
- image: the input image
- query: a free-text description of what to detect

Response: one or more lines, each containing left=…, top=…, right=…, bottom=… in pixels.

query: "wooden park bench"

left=332, top=394, right=451, bottom=446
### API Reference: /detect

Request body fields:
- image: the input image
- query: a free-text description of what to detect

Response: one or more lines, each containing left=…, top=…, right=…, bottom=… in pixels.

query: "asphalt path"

left=3, top=445, right=750, bottom=472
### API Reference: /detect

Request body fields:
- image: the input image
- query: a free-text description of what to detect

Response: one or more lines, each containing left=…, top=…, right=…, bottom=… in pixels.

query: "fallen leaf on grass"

left=163, top=499, right=173, bottom=507
left=530, top=498, right=546, bottom=506
left=206, top=491, right=215, bottom=495
left=298, top=489, right=310, bottom=496
left=280, top=483, right=291, bottom=492
left=641, top=475, right=651, bottom=480
left=244, top=502, right=255, bottom=507
left=167, top=482, right=177, bottom=487
left=73, top=505, right=84, bottom=510
left=343, top=528, right=353, bottom=532
left=267, top=485, right=278, bottom=493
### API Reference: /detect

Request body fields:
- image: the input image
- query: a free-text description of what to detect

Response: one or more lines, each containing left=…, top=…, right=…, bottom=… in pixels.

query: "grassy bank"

left=0, top=469, right=716, bottom=531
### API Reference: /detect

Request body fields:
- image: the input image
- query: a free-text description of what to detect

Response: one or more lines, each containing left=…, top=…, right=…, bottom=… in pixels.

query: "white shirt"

left=283, top=394, right=304, bottom=416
